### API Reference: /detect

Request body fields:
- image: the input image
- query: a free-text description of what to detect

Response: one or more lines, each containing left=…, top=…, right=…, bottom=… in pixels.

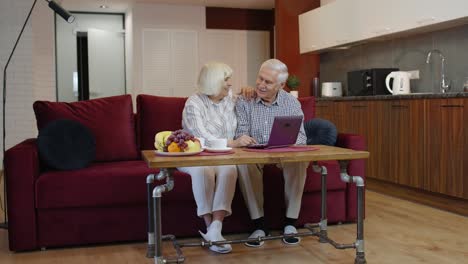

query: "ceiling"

left=62, top=0, right=275, bottom=13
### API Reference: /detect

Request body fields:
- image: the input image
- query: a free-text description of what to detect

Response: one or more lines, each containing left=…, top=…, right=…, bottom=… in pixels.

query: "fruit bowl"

left=154, top=130, right=202, bottom=153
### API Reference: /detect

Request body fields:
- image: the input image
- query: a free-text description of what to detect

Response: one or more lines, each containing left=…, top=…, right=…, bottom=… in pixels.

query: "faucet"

left=426, top=49, right=450, bottom=93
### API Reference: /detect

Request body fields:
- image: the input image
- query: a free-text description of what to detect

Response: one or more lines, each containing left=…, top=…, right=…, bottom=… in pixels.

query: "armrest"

left=336, top=133, right=366, bottom=151
left=5, top=138, right=40, bottom=251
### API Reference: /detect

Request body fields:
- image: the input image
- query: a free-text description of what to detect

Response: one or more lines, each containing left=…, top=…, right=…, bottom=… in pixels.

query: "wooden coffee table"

left=142, top=145, right=369, bottom=264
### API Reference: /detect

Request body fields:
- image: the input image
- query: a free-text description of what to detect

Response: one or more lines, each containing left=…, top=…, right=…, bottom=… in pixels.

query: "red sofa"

left=5, top=94, right=366, bottom=251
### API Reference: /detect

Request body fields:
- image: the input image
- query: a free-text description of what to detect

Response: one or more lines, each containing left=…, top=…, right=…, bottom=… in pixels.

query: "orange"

left=167, top=142, right=181, bottom=152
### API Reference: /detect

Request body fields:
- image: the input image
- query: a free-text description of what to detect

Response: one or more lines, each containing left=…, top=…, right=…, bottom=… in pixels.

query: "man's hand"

left=229, top=135, right=257, bottom=148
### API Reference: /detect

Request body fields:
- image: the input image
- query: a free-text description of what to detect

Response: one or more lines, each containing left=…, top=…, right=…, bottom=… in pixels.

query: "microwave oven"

left=347, top=68, right=398, bottom=96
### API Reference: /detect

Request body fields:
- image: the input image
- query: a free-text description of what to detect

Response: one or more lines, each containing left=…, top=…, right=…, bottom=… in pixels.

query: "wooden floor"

left=0, top=191, right=468, bottom=263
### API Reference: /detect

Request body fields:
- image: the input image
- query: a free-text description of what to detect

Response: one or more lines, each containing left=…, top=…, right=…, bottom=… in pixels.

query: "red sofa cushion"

left=303, top=160, right=346, bottom=192
left=35, top=160, right=194, bottom=209
left=298, top=96, right=316, bottom=121
left=33, top=95, right=138, bottom=162
left=136, top=95, right=188, bottom=151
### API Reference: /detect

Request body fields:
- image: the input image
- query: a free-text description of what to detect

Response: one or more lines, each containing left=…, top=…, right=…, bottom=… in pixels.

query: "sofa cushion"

left=33, top=95, right=138, bottom=162
left=37, top=119, right=96, bottom=170
left=35, top=160, right=194, bottom=209
left=298, top=96, right=315, bottom=121
left=303, top=160, right=346, bottom=192
left=137, top=95, right=188, bottom=151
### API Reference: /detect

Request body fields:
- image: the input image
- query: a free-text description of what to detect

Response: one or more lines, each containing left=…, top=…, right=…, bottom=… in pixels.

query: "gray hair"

left=260, top=59, right=289, bottom=83
left=197, top=62, right=233, bottom=96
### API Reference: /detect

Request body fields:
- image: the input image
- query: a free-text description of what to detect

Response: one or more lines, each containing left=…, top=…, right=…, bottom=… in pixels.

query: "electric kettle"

left=385, top=71, right=411, bottom=95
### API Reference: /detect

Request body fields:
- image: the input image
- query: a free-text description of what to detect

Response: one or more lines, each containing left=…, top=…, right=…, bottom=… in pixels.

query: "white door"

left=87, top=28, right=126, bottom=99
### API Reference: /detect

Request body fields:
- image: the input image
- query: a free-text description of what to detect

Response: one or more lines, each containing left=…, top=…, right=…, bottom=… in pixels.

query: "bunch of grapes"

left=164, top=130, right=196, bottom=151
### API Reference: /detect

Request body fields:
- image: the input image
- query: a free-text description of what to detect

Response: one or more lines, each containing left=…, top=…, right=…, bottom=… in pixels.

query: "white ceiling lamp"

left=99, top=0, right=108, bottom=9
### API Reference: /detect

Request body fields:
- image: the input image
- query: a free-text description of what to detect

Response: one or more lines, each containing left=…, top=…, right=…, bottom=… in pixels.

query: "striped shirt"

left=235, top=89, right=306, bottom=145
left=182, top=92, right=237, bottom=140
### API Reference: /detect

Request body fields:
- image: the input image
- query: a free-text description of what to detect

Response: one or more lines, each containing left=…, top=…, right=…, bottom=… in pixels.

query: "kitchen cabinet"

left=334, top=101, right=378, bottom=179
left=315, top=100, right=336, bottom=124
left=425, top=99, right=467, bottom=199
left=354, top=0, right=468, bottom=41
left=299, top=0, right=356, bottom=53
left=315, top=97, right=467, bottom=200
left=374, top=100, right=425, bottom=187
left=299, top=0, right=468, bottom=53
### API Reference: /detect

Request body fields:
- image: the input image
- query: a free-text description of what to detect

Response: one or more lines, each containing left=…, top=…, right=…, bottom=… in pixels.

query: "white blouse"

left=182, top=92, right=237, bottom=140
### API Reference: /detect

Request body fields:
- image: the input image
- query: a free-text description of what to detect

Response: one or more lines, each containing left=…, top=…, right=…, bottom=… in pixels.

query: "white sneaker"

left=199, top=221, right=232, bottom=254
left=282, top=225, right=300, bottom=245
left=244, top=229, right=266, bottom=247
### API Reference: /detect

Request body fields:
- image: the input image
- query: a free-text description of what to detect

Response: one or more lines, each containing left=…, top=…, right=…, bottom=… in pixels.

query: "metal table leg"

left=339, top=161, right=367, bottom=264
left=146, top=174, right=155, bottom=258
left=313, top=162, right=328, bottom=243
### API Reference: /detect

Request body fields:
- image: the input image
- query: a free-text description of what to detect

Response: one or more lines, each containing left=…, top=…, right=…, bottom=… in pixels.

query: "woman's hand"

left=228, top=135, right=257, bottom=148
left=238, top=86, right=256, bottom=100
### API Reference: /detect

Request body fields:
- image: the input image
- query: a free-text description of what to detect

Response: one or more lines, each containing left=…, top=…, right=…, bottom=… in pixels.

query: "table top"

left=141, top=145, right=369, bottom=169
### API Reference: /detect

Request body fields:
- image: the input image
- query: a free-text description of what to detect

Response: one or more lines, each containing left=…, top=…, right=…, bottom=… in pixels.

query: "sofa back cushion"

left=298, top=96, right=316, bottom=121
left=33, top=95, right=138, bottom=162
left=136, top=94, right=188, bottom=151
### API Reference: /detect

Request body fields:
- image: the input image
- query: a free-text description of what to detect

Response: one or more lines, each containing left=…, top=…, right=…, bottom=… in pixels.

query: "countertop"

left=316, top=92, right=468, bottom=101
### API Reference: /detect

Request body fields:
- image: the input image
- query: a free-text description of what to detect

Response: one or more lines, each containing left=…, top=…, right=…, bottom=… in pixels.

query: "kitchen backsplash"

left=320, top=23, right=468, bottom=94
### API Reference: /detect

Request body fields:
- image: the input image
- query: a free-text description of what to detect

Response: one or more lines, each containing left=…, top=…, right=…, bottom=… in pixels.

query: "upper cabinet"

left=299, top=0, right=468, bottom=54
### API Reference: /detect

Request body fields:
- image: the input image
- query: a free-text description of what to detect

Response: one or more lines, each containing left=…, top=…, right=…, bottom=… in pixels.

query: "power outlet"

left=407, top=70, right=420, bottom=79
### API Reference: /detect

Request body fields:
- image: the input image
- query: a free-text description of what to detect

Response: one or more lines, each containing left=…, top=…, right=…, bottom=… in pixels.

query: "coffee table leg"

left=355, top=183, right=366, bottom=264
left=151, top=169, right=175, bottom=264
left=313, top=163, right=328, bottom=242
left=146, top=174, right=155, bottom=258
left=339, top=161, right=367, bottom=264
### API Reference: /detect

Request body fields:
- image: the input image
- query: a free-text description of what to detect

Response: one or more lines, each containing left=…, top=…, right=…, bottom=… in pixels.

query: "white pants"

left=178, top=165, right=237, bottom=217
left=237, top=162, right=309, bottom=219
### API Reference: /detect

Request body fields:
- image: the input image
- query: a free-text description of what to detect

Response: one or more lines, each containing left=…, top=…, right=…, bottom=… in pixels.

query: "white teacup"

left=208, top=138, right=227, bottom=149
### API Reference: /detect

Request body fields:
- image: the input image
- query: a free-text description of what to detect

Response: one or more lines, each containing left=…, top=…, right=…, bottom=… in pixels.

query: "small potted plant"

left=286, top=75, right=300, bottom=98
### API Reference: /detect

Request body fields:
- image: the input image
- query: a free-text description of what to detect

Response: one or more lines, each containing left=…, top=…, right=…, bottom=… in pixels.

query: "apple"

left=185, top=140, right=201, bottom=152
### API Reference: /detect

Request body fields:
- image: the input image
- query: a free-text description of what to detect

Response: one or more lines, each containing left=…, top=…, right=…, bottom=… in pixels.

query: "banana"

left=154, top=131, right=172, bottom=151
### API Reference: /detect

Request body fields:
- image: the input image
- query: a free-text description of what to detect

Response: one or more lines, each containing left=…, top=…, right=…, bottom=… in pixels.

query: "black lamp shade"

left=48, top=0, right=75, bottom=23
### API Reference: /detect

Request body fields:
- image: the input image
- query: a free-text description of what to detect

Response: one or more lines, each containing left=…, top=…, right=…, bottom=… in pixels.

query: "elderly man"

left=235, top=59, right=309, bottom=247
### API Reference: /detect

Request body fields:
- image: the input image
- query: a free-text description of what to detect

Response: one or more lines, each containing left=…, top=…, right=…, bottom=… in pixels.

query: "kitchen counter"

left=316, top=92, right=468, bottom=101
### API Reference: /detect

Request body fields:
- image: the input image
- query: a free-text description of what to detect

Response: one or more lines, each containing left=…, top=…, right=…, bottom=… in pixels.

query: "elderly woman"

left=179, top=62, right=255, bottom=254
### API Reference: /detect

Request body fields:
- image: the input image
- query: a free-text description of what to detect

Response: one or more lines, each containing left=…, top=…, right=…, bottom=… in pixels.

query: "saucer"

left=204, top=147, right=233, bottom=153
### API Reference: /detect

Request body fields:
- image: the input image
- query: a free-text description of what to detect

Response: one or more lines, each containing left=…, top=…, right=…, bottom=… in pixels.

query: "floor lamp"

left=1, top=0, right=75, bottom=229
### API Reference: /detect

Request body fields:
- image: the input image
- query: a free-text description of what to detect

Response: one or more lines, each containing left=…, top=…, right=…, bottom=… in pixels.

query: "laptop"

left=247, top=116, right=303, bottom=149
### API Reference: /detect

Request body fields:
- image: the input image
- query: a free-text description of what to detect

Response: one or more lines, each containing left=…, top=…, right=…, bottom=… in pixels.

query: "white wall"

left=0, top=1, right=270, bottom=166
left=125, top=10, right=133, bottom=101
left=131, top=4, right=206, bottom=98
left=56, top=13, right=124, bottom=102
left=131, top=3, right=270, bottom=98
left=0, top=0, right=56, bottom=166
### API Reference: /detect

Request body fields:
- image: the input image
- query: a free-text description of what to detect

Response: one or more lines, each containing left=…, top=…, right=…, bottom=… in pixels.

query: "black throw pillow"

left=37, top=119, right=96, bottom=170
left=304, top=118, right=338, bottom=146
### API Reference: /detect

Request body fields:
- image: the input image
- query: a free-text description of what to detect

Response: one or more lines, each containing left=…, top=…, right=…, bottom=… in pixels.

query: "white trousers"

left=237, top=162, right=309, bottom=219
left=178, top=165, right=237, bottom=217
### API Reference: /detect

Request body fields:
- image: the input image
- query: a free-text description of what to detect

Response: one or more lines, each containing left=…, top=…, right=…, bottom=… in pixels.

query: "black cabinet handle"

left=440, top=105, right=463, bottom=108
left=391, top=105, right=409, bottom=108
left=351, top=105, right=368, bottom=108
